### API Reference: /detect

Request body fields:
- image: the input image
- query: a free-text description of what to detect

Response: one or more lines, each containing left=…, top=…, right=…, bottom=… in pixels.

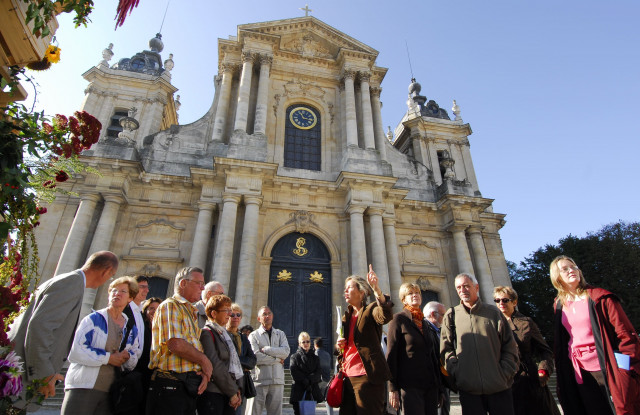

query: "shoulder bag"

left=440, top=306, right=458, bottom=393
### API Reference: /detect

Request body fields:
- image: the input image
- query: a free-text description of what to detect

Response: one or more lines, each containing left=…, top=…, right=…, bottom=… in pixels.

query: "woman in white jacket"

left=61, top=276, right=141, bottom=415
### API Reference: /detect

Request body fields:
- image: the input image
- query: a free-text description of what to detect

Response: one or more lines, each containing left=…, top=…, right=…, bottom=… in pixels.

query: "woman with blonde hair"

left=336, top=265, right=393, bottom=414
left=493, top=286, right=560, bottom=415
left=386, top=282, right=441, bottom=414
left=289, top=331, right=323, bottom=415
left=61, top=277, right=141, bottom=415
left=550, top=255, right=640, bottom=415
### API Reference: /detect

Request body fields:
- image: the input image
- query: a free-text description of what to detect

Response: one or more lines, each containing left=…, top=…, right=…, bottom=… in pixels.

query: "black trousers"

left=576, top=369, right=614, bottom=415
left=459, top=388, right=514, bottom=415
left=401, top=387, right=439, bottom=415
left=145, top=375, right=196, bottom=415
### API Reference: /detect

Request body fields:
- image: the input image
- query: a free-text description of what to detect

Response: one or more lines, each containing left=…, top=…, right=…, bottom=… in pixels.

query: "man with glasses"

left=146, top=267, right=213, bottom=415
left=248, top=306, right=290, bottom=415
left=196, top=280, right=225, bottom=328
left=424, top=301, right=449, bottom=415
left=441, top=273, right=519, bottom=415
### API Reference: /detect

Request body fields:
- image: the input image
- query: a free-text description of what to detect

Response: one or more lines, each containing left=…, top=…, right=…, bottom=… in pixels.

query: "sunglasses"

left=230, top=313, right=242, bottom=318
left=301, top=340, right=310, bottom=344
left=494, top=298, right=512, bottom=304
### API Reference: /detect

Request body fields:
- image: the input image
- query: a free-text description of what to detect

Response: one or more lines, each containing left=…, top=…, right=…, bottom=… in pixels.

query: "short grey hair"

left=202, top=281, right=223, bottom=300
left=455, top=273, right=478, bottom=285
left=174, top=266, right=203, bottom=294
left=423, top=301, right=444, bottom=317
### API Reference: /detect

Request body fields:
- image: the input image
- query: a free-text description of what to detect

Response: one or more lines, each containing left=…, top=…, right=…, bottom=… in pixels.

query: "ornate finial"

left=300, top=4, right=312, bottom=16
left=164, top=53, right=174, bottom=72
left=452, top=99, right=461, bottom=121
left=175, top=95, right=181, bottom=112
left=127, top=107, right=138, bottom=118
left=100, top=43, right=114, bottom=67
left=386, top=126, right=393, bottom=142
left=117, top=108, right=140, bottom=144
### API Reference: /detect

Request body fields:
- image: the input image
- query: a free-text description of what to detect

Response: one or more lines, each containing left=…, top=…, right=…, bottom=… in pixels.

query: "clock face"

left=289, top=107, right=318, bottom=130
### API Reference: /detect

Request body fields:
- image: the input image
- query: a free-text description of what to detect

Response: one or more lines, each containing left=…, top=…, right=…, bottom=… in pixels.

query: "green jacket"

left=440, top=299, right=519, bottom=395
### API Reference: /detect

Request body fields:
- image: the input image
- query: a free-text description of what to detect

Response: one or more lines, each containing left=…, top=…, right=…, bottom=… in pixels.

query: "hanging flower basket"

left=26, top=57, right=51, bottom=71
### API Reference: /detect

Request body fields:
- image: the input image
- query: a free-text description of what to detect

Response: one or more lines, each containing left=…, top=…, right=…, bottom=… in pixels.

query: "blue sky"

left=28, top=0, right=640, bottom=265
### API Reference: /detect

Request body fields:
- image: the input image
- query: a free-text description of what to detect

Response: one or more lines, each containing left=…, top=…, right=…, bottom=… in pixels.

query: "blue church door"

left=268, top=232, right=332, bottom=362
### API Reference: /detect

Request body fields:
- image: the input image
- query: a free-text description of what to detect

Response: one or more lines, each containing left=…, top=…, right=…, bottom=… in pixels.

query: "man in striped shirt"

left=146, top=267, right=214, bottom=415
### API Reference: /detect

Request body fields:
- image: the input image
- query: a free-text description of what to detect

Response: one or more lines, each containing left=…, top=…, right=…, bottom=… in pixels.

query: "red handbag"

left=325, top=371, right=345, bottom=408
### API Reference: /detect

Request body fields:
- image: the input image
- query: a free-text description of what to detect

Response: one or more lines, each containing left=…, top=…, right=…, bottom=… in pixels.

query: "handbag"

left=110, top=311, right=143, bottom=413
left=325, top=371, right=345, bottom=408
left=243, top=372, right=257, bottom=398
left=299, top=390, right=317, bottom=415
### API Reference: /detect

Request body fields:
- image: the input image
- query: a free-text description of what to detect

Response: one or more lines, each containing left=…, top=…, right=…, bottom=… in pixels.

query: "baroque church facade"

left=35, top=16, right=510, bottom=349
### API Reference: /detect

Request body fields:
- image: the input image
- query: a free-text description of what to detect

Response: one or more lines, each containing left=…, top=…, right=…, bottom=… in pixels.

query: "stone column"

left=55, top=194, right=101, bottom=276
left=234, top=196, right=263, bottom=325
left=87, top=194, right=124, bottom=311
left=212, top=194, right=242, bottom=290
left=347, top=205, right=367, bottom=277
left=233, top=52, right=254, bottom=133
left=370, top=86, right=387, bottom=159
left=342, top=70, right=358, bottom=148
left=383, top=217, right=403, bottom=312
left=359, top=72, right=376, bottom=150
left=253, top=55, right=272, bottom=135
left=211, top=63, right=235, bottom=141
left=189, top=201, right=217, bottom=271
left=448, top=224, right=475, bottom=276
left=468, top=226, right=495, bottom=302
left=367, top=208, right=390, bottom=294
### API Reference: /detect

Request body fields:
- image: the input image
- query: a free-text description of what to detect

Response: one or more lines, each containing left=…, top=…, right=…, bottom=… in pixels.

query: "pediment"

left=237, top=17, right=378, bottom=60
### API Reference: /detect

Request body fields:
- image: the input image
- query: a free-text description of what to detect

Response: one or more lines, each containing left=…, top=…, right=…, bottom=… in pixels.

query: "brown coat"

left=340, top=295, right=394, bottom=385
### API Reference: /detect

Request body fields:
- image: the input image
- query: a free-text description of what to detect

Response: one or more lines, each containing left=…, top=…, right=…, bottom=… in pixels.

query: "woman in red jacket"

left=550, top=255, right=640, bottom=415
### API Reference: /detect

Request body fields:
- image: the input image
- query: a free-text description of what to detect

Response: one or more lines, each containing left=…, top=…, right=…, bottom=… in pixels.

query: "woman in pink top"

left=550, top=255, right=640, bottom=415
left=335, top=265, right=393, bottom=415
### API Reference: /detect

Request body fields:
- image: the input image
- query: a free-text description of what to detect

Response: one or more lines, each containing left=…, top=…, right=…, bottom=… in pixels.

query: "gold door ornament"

left=277, top=270, right=292, bottom=282
left=293, top=237, right=309, bottom=256
left=309, top=271, right=323, bottom=283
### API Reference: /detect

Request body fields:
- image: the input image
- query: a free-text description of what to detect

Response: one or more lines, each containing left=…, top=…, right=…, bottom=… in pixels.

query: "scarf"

left=405, top=305, right=424, bottom=331
left=211, top=321, right=244, bottom=380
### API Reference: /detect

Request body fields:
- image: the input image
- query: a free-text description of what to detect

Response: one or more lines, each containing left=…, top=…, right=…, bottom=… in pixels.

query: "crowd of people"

left=6, top=252, right=640, bottom=415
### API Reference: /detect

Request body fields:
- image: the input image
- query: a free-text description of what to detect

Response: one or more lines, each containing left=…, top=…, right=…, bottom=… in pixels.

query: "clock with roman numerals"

left=289, top=107, right=317, bottom=130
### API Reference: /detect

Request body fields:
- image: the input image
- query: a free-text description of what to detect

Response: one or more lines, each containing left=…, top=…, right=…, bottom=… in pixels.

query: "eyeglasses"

left=188, top=279, right=205, bottom=288
left=494, top=298, right=512, bottom=304
left=300, top=340, right=310, bottom=344
left=138, top=284, right=149, bottom=290
left=217, top=309, right=232, bottom=314
left=559, top=265, right=579, bottom=274
left=230, top=313, right=242, bottom=318
left=110, top=288, right=129, bottom=295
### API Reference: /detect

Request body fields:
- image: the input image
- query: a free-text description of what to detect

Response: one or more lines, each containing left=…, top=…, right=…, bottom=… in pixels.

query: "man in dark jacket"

left=425, top=301, right=449, bottom=415
left=314, top=337, right=334, bottom=415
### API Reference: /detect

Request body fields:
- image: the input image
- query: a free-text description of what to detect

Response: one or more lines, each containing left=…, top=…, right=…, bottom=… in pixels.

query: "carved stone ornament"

left=286, top=210, right=317, bottom=233
left=400, top=235, right=438, bottom=268
left=283, top=78, right=326, bottom=101
left=277, top=269, right=293, bottom=282
left=134, top=218, right=185, bottom=248
left=282, top=33, right=333, bottom=59
left=293, top=237, right=309, bottom=257
left=142, top=262, right=161, bottom=276
left=416, top=276, right=431, bottom=291
left=309, top=271, right=324, bottom=283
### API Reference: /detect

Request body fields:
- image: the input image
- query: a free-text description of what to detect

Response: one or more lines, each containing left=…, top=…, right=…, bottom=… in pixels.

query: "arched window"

left=106, top=109, right=128, bottom=138
left=284, top=104, right=321, bottom=171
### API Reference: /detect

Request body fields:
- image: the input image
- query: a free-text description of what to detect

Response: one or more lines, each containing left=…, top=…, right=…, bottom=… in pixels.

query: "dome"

left=149, top=33, right=164, bottom=53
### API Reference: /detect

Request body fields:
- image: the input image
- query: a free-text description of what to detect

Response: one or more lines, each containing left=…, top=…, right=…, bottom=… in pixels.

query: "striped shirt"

left=148, top=294, right=203, bottom=373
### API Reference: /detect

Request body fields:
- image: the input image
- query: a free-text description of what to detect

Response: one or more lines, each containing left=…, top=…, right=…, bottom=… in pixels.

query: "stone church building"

left=35, top=16, right=510, bottom=349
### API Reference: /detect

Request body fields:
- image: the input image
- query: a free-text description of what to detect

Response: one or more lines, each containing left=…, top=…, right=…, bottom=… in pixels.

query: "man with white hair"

left=424, top=301, right=449, bottom=415
left=196, top=280, right=224, bottom=328
left=441, top=273, right=519, bottom=415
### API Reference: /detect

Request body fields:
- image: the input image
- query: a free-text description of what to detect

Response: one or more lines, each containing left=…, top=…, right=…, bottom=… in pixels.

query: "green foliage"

left=510, top=221, right=640, bottom=344
left=22, top=0, right=95, bottom=37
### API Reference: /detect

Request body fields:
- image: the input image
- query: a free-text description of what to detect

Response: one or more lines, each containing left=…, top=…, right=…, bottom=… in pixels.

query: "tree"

left=510, top=221, right=640, bottom=344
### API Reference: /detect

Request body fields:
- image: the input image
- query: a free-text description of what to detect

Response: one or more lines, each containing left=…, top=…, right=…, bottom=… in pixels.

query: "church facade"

left=35, top=16, right=510, bottom=349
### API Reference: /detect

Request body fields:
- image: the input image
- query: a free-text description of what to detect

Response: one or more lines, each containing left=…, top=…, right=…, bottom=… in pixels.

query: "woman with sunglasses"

left=289, top=331, right=323, bottom=415
left=225, top=303, right=256, bottom=415
left=493, top=286, right=560, bottom=415
left=550, top=256, right=640, bottom=415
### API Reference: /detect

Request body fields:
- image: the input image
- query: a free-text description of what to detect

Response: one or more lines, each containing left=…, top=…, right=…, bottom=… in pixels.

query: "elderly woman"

left=336, top=264, right=393, bottom=415
left=386, top=283, right=441, bottom=415
left=197, top=295, right=243, bottom=415
left=493, top=286, right=560, bottom=415
left=225, top=303, right=256, bottom=415
left=290, top=331, right=323, bottom=415
left=550, top=255, right=640, bottom=415
left=60, top=277, right=141, bottom=415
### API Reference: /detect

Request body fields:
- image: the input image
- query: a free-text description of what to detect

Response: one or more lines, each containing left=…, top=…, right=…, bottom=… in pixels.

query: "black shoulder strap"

left=119, top=304, right=137, bottom=352
left=449, top=306, right=457, bottom=356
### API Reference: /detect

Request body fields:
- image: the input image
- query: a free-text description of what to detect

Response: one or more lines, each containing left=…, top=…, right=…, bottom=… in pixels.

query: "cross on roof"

left=300, top=4, right=312, bottom=16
